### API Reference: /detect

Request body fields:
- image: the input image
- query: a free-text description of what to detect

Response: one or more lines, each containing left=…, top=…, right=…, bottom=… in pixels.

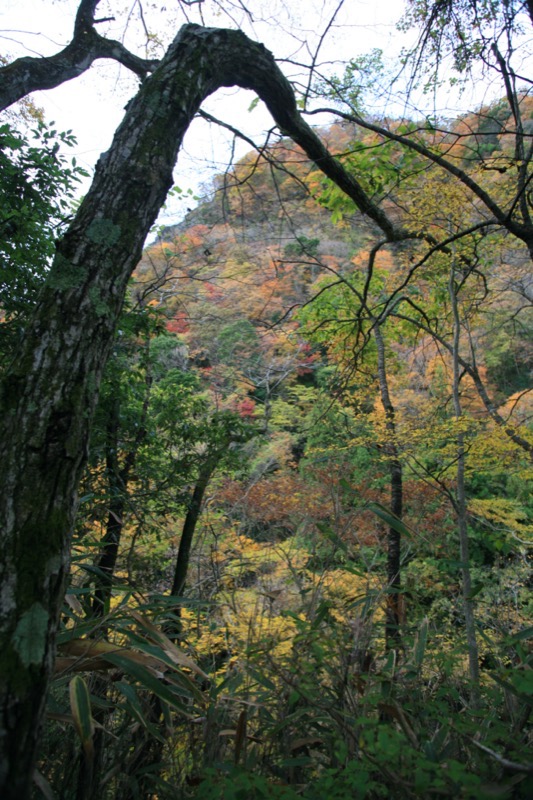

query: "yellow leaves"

left=308, top=568, right=384, bottom=623
left=466, top=421, right=532, bottom=479
left=220, top=593, right=298, bottom=663
left=179, top=526, right=392, bottom=686
left=180, top=607, right=228, bottom=660
left=351, top=248, right=394, bottom=272
left=468, top=498, right=533, bottom=539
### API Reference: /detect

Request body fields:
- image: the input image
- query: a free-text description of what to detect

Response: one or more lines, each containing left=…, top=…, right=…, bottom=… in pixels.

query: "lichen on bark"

left=12, top=604, right=49, bottom=667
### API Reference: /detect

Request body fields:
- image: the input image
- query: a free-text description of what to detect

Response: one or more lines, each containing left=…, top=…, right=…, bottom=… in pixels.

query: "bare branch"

left=306, top=107, right=533, bottom=256
left=470, top=739, right=533, bottom=774
left=0, top=0, right=159, bottom=112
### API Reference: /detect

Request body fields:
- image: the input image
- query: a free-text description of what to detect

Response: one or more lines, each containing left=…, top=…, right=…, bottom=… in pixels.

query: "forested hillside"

left=1, top=1, right=532, bottom=798
left=35, top=110, right=532, bottom=797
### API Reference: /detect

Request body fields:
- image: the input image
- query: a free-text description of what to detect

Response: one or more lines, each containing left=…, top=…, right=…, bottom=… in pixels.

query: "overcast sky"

left=0, top=0, right=423, bottom=225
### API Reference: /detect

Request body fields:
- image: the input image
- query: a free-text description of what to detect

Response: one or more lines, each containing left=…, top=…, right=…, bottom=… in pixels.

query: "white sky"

left=4, top=0, right=516, bottom=230
left=1, top=0, right=414, bottom=225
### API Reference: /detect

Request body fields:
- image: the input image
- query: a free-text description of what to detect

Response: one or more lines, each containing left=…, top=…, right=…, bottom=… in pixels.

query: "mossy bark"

left=0, top=23, right=405, bottom=798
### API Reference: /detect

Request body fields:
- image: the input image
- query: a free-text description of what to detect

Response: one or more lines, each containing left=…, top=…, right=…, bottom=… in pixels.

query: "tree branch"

left=306, top=107, right=533, bottom=255
left=0, top=0, right=159, bottom=112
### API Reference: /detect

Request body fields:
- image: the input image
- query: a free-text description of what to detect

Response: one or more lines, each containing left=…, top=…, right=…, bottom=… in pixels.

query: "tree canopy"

left=0, top=2, right=531, bottom=797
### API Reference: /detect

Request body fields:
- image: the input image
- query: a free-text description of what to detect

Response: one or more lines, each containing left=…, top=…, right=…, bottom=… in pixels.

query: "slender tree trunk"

left=118, top=459, right=218, bottom=800
left=77, top=430, right=127, bottom=800
left=373, top=324, right=403, bottom=650
left=449, top=267, right=480, bottom=697
left=171, top=459, right=219, bottom=599
left=81, top=369, right=152, bottom=799
left=92, top=373, right=150, bottom=619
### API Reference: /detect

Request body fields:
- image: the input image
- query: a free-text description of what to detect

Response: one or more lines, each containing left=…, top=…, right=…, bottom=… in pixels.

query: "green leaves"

left=368, top=501, right=414, bottom=539
left=0, top=120, right=88, bottom=362
left=413, top=617, right=429, bottom=669
left=54, top=613, right=209, bottom=768
left=321, top=49, right=385, bottom=113
left=69, top=676, right=94, bottom=761
left=103, top=652, right=196, bottom=718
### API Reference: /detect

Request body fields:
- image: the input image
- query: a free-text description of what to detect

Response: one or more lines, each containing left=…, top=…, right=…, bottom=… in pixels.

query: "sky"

left=1, top=0, right=417, bottom=226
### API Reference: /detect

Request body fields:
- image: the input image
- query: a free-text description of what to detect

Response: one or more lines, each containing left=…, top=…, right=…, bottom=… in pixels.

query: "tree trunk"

left=373, top=324, right=403, bottom=650
left=118, top=461, right=218, bottom=800
left=0, top=23, right=406, bottom=797
left=449, top=266, right=480, bottom=698
left=92, top=371, right=150, bottom=619
left=91, top=399, right=127, bottom=620
left=171, top=459, right=219, bottom=599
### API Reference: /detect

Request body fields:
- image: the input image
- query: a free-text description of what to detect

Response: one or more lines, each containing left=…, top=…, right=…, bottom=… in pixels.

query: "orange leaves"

left=220, top=473, right=332, bottom=533
left=166, top=312, right=189, bottom=334
left=234, top=397, right=257, bottom=418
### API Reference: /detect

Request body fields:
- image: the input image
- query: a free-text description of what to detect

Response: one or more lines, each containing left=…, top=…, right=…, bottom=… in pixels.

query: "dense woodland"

left=0, top=1, right=532, bottom=798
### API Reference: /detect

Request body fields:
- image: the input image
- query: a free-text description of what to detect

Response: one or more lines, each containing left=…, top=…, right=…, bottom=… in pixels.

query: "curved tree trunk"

left=0, top=23, right=405, bottom=797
